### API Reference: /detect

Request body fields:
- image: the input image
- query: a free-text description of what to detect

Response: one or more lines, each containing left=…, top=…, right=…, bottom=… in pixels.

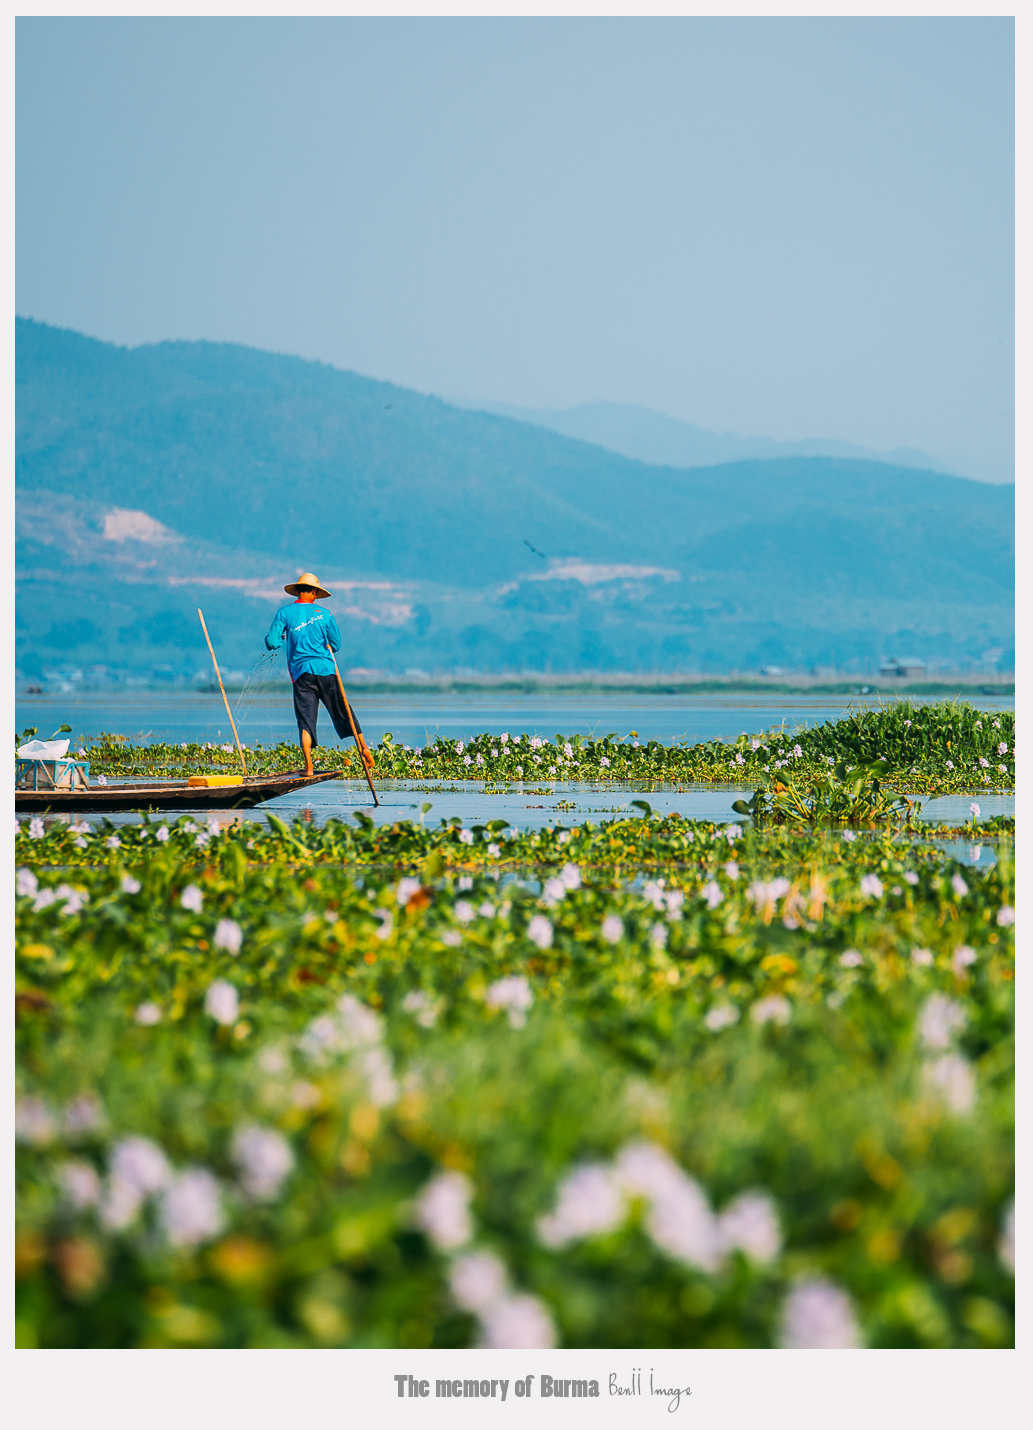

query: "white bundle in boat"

left=17, top=739, right=71, bottom=758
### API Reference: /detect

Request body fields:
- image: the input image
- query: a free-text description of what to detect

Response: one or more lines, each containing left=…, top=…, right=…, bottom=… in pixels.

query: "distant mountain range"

left=454, top=399, right=963, bottom=480
left=16, top=318, right=1014, bottom=681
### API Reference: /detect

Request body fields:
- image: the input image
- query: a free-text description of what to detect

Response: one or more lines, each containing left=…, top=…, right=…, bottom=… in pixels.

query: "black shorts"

left=292, top=672, right=362, bottom=747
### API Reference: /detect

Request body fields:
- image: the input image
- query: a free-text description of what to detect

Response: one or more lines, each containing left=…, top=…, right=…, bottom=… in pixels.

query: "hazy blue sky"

left=17, top=17, right=1014, bottom=482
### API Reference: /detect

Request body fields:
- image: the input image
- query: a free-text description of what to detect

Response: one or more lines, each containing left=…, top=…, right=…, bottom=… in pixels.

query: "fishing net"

left=233, top=649, right=281, bottom=740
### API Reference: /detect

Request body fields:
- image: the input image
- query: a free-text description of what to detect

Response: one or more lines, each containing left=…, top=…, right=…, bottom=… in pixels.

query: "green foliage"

left=15, top=809, right=1014, bottom=1348
left=71, top=701, right=1015, bottom=796
left=732, top=761, right=919, bottom=826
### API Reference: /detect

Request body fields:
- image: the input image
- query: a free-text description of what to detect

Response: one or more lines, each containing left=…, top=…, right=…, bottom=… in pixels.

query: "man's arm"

left=265, top=607, right=288, bottom=651
left=325, top=613, right=342, bottom=654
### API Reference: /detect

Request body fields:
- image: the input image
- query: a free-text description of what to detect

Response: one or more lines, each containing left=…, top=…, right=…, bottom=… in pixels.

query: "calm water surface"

left=16, top=689, right=1014, bottom=751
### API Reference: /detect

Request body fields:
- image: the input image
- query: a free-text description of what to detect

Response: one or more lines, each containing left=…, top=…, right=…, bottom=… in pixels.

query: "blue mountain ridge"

left=15, top=318, right=1014, bottom=679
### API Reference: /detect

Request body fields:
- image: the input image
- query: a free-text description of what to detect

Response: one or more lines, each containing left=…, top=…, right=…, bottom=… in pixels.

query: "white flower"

left=793, top=744, right=803, bottom=758
left=723, top=861, right=739, bottom=881
left=479, top=1293, right=555, bottom=1349
left=951, top=874, right=968, bottom=897
left=161, top=1167, right=225, bottom=1246
left=950, top=945, right=976, bottom=975
left=195, top=833, right=210, bottom=849
left=17, top=868, right=38, bottom=897
left=455, top=741, right=464, bottom=754
left=120, top=874, right=141, bottom=895
left=180, top=885, right=203, bottom=913
left=56, top=884, right=87, bottom=914
left=96, top=775, right=107, bottom=786
left=392, top=869, right=420, bottom=903
left=213, top=918, right=243, bottom=954
left=441, top=929, right=462, bottom=947
left=135, top=1002, right=162, bottom=1025
left=486, top=843, right=501, bottom=857
left=860, top=875, right=883, bottom=898
left=725, top=824, right=741, bottom=843
left=997, top=906, right=1015, bottom=926
left=156, top=826, right=170, bottom=842
left=450, top=1251, right=509, bottom=1313
left=29, top=816, right=46, bottom=840
left=458, top=828, right=474, bottom=845
left=702, top=881, right=724, bottom=910
left=999, top=1202, right=1015, bottom=1275
left=63, top=1094, right=104, bottom=1136
left=527, top=914, right=553, bottom=950
left=904, top=871, right=919, bottom=886
left=58, top=1160, right=102, bottom=1209
left=105, top=835, right=121, bottom=850
left=415, top=1170, right=473, bottom=1250
left=842, top=829, right=856, bottom=842
left=918, top=993, right=965, bottom=1050
left=74, top=836, right=87, bottom=849
left=945, top=760, right=954, bottom=770
left=463, top=755, right=472, bottom=767
left=454, top=900, right=475, bottom=924
left=559, top=863, right=581, bottom=891
left=911, top=948, right=934, bottom=967
left=600, top=756, right=611, bottom=768
left=614, top=1142, right=723, bottom=1272
left=923, top=1054, right=976, bottom=1113
left=232, top=1126, right=294, bottom=1200
left=542, top=876, right=566, bottom=905
left=979, top=757, right=989, bottom=768
left=969, top=803, right=981, bottom=818
left=997, top=742, right=1008, bottom=756
left=478, top=902, right=496, bottom=918
left=205, top=979, right=239, bottom=1025
left=33, top=888, right=57, bottom=912
left=402, top=990, right=439, bottom=1028
left=751, top=996, right=791, bottom=1026
left=375, top=910, right=394, bottom=940
left=751, top=739, right=761, bottom=751
left=102, top=1136, right=171, bottom=1229
left=486, top=976, right=534, bottom=1027
left=839, top=950, right=863, bottom=968
left=16, top=1096, right=56, bottom=1146
left=515, top=766, right=523, bottom=776
left=650, top=923, right=668, bottom=950
left=705, top=1004, right=739, bottom=1031
left=537, top=1164, right=625, bottom=1247
left=501, top=732, right=509, bottom=744
left=601, top=914, right=623, bottom=944
left=780, top=1278, right=860, bottom=1348
left=718, top=1191, right=781, bottom=1263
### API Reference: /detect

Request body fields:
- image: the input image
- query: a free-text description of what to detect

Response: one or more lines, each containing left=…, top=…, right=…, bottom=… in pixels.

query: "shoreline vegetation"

left=66, top=701, right=1015, bottom=798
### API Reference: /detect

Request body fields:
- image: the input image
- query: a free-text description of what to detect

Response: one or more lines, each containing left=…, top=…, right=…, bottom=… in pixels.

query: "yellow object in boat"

left=187, top=775, right=244, bottom=787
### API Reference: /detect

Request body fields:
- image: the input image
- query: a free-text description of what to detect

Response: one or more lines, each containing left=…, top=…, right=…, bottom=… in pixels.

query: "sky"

left=16, top=16, right=1015, bottom=482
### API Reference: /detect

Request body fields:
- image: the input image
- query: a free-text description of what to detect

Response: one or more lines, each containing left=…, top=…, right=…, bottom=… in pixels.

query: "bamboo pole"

left=327, top=643, right=379, bottom=806
left=197, top=609, right=248, bottom=777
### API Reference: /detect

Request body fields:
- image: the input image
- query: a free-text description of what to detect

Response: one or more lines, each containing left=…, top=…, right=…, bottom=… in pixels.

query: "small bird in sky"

left=523, top=539, right=546, bottom=559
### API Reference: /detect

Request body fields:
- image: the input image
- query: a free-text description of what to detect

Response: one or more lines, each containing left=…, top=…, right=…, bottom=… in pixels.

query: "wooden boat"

left=15, top=769, right=343, bottom=814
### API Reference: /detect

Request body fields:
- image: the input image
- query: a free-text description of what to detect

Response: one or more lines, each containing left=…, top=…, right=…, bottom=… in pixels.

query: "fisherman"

left=265, top=573, right=375, bottom=779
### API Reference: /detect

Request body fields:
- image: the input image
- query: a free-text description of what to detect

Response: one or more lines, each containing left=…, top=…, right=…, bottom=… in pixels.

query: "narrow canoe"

left=15, top=769, right=343, bottom=814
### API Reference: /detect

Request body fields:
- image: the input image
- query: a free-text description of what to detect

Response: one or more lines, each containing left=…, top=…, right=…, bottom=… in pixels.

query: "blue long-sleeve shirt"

left=265, top=602, right=342, bottom=680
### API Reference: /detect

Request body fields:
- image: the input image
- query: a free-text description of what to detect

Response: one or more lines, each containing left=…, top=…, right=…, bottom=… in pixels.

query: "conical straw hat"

left=284, top=572, right=331, bottom=599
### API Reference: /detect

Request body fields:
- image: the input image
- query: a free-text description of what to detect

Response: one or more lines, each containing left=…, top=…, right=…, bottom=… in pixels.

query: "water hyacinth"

left=415, top=1170, right=473, bottom=1251
left=918, top=994, right=966, bottom=1050
left=180, top=885, right=203, bottom=913
left=485, top=976, right=534, bottom=1028
left=213, top=918, right=243, bottom=954
left=161, top=1168, right=225, bottom=1247
left=205, top=980, right=239, bottom=1026
left=780, top=1278, right=860, bottom=1348
left=232, top=1126, right=294, bottom=1200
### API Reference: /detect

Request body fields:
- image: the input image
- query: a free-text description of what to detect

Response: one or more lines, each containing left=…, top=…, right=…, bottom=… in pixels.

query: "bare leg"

left=300, top=729, right=315, bottom=777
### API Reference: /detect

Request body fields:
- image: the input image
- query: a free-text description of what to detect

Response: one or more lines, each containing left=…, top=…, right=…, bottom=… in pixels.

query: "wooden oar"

left=197, top=609, right=248, bottom=777
left=326, top=643, right=379, bottom=806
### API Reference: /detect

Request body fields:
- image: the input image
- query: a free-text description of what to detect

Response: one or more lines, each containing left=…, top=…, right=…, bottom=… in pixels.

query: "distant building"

left=879, top=656, right=925, bottom=678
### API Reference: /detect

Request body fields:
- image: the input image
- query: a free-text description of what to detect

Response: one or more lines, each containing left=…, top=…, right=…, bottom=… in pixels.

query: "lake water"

left=16, top=688, right=1015, bottom=751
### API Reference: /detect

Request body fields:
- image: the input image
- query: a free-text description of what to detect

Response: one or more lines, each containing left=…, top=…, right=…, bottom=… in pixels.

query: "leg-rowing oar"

left=326, top=643, right=379, bottom=806
left=197, top=609, right=248, bottom=777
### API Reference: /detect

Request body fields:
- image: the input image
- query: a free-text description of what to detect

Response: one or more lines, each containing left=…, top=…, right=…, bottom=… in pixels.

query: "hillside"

left=15, top=319, right=1014, bottom=680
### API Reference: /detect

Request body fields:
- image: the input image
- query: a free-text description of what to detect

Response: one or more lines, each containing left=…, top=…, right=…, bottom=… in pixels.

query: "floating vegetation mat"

left=56, top=700, right=1014, bottom=797
left=15, top=805, right=1014, bottom=1349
